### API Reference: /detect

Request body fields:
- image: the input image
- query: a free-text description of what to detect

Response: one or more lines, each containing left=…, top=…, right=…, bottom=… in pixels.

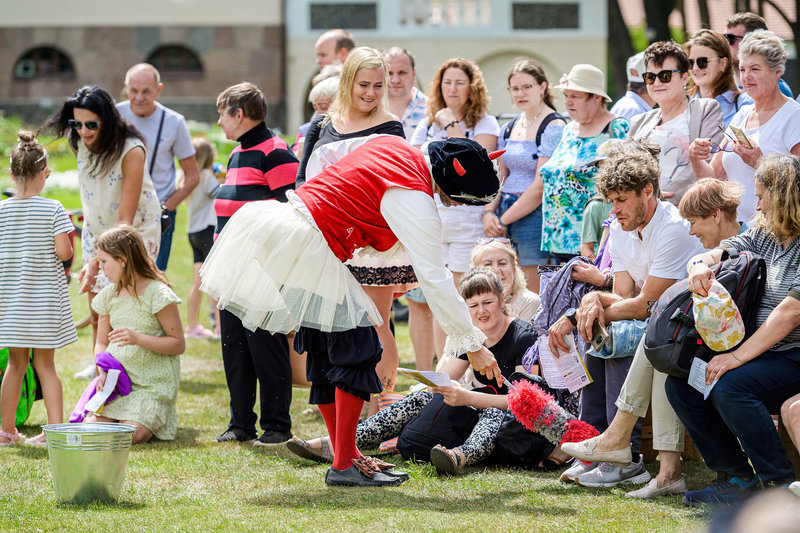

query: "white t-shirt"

left=186, top=168, right=220, bottom=233
left=609, top=201, right=703, bottom=289
left=409, top=113, right=500, bottom=147
left=117, top=101, right=196, bottom=202
left=722, top=99, right=800, bottom=221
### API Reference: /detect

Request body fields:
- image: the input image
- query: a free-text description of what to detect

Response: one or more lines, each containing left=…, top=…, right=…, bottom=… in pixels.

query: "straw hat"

left=554, top=64, right=611, bottom=102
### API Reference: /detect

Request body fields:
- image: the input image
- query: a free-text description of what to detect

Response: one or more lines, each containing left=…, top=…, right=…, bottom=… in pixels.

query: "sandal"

left=25, top=433, right=47, bottom=447
left=285, top=436, right=333, bottom=463
left=429, top=445, right=466, bottom=476
left=0, top=429, right=25, bottom=447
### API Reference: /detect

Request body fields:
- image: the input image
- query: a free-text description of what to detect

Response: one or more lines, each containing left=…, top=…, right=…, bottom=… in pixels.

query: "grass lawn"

left=0, top=187, right=712, bottom=532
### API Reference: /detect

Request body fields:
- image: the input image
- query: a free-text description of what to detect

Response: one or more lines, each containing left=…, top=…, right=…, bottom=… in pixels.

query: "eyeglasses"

left=39, top=166, right=51, bottom=179
left=723, top=33, right=745, bottom=46
left=476, top=237, right=511, bottom=245
left=717, top=124, right=738, bottom=145
left=507, top=84, right=535, bottom=94
left=68, top=119, right=100, bottom=131
left=689, top=57, right=722, bottom=70
left=710, top=142, right=734, bottom=153
left=642, top=69, right=683, bottom=85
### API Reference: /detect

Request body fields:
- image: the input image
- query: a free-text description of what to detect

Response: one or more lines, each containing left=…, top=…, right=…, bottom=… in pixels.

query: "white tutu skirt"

left=200, top=201, right=382, bottom=333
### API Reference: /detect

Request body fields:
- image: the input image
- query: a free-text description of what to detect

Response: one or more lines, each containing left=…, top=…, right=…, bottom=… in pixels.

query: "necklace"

left=523, top=105, right=547, bottom=128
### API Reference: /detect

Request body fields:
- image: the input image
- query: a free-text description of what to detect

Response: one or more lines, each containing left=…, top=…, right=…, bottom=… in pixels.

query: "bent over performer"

left=201, top=135, right=503, bottom=486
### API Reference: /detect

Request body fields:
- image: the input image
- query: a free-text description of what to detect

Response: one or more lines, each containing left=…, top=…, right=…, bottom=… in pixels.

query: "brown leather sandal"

left=429, top=445, right=466, bottom=476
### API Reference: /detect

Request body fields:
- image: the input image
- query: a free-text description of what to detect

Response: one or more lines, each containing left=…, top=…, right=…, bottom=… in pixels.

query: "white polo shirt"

left=609, top=200, right=703, bottom=288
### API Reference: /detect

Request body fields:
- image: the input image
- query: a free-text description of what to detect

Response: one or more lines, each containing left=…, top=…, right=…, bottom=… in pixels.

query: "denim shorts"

left=499, top=193, right=553, bottom=266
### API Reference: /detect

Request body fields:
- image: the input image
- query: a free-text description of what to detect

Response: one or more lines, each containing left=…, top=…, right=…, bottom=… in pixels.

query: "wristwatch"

left=565, top=308, right=578, bottom=327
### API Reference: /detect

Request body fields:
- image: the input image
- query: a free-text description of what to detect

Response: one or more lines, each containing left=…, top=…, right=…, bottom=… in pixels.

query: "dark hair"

left=9, top=130, right=46, bottom=185
left=427, top=58, right=489, bottom=129
left=685, top=29, right=738, bottom=98
left=726, top=12, right=768, bottom=33
left=644, top=40, right=690, bottom=74
left=459, top=267, right=505, bottom=302
left=95, top=224, right=171, bottom=297
left=507, top=58, right=556, bottom=109
left=43, top=85, right=143, bottom=177
left=216, top=82, right=267, bottom=122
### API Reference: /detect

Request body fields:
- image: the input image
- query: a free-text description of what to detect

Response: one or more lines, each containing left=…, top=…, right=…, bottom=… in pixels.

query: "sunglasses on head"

left=723, top=33, right=744, bottom=46
left=68, top=119, right=100, bottom=131
left=476, top=237, right=511, bottom=246
left=642, top=69, right=682, bottom=85
left=689, top=57, right=722, bottom=70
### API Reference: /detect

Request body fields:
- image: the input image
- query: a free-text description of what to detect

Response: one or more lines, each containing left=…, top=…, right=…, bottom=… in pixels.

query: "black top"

left=295, top=115, right=405, bottom=187
left=458, top=318, right=537, bottom=394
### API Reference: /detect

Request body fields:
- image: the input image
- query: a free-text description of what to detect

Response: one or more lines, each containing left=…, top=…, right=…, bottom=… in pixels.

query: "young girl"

left=0, top=131, right=76, bottom=446
left=85, top=225, right=184, bottom=444
left=185, top=138, right=220, bottom=338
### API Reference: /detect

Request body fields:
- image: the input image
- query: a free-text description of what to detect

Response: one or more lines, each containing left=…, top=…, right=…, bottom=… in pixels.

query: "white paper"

left=397, top=367, right=452, bottom=387
left=537, top=334, right=593, bottom=393
left=688, top=357, right=717, bottom=400
left=85, top=369, right=121, bottom=413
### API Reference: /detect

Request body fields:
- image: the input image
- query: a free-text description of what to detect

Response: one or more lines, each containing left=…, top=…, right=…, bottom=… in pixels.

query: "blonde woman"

left=295, top=47, right=410, bottom=395
left=471, top=238, right=540, bottom=322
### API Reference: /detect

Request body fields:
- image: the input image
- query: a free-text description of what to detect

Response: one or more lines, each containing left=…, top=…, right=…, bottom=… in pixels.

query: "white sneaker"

left=560, top=460, right=599, bottom=483
left=577, top=456, right=652, bottom=487
left=789, top=481, right=800, bottom=498
left=73, top=362, right=96, bottom=380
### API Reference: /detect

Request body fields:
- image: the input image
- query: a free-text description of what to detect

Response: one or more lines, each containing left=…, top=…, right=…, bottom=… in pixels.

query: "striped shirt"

left=214, top=122, right=298, bottom=235
left=0, top=196, right=77, bottom=348
left=721, top=227, right=800, bottom=350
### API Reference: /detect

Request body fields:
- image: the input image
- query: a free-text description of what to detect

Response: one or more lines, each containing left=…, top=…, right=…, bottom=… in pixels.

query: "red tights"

left=318, top=388, right=364, bottom=471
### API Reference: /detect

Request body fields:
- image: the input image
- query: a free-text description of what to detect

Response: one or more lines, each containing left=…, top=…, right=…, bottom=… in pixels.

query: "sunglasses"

left=68, top=119, right=100, bottom=131
left=642, top=69, right=682, bottom=85
left=476, top=237, right=511, bottom=245
left=723, top=33, right=744, bottom=46
left=689, top=57, right=722, bottom=70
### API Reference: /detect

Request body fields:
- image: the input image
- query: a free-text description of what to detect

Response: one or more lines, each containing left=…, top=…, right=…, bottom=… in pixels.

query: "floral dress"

left=78, top=137, right=161, bottom=291
left=538, top=118, right=629, bottom=255
left=91, top=281, right=181, bottom=440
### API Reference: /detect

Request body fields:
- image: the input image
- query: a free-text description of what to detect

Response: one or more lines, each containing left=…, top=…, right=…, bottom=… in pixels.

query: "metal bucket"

left=42, top=422, right=136, bottom=503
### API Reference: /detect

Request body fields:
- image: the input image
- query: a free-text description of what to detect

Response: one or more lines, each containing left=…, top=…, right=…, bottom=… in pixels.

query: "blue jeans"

left=498, top=193, right=552, bottom=266
left=156, top=209, right=177, bottom=271
left=665, top=347, right=800, bottom=484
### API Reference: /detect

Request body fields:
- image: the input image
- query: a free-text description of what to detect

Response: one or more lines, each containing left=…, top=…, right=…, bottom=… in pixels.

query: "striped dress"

left=0, top=196, right=77, bottom=348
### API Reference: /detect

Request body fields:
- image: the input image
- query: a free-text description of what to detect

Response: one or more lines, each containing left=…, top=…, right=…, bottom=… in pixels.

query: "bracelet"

left=602, top=274, right=614, bottom=291
left=730, top=351, right=743, bottom=363
left=444, top=121, right=459, bottom=131
left=481, top=210, right=492, bottom=218
left=498, top=219, right=508, bottom=228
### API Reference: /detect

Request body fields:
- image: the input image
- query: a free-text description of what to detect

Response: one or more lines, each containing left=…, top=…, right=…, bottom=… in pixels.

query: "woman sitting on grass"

left=287, top=268, right=571, bottom=475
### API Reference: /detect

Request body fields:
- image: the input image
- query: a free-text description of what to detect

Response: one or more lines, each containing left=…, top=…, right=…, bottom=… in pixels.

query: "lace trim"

left=442, top=327, right=488, bottom=359
left=356, top=240, right=405, bottom=259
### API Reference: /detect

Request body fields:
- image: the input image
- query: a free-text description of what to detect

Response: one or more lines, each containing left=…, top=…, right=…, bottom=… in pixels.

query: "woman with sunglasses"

left=44, top=85, right=160, bottom=341
left=685, top=30, right=753, bottom=127
left=689, top=30, right=800, bottom=222
left=480, top=59, right=565, bottom=292
left=628, top=41, right=723, bottom=205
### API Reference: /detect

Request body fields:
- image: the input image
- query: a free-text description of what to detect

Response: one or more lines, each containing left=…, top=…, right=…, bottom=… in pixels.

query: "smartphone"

left=591, top=320, right=610, bottom=352
left=728, top=125, right=753, bottom=149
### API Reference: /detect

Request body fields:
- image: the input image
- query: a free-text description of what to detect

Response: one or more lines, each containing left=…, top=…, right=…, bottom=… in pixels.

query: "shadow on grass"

left=248, top=488, right=573, bottom=516
left=179, top=380, right=225, bottom=395
left=57, top=500, right=147, bottom=511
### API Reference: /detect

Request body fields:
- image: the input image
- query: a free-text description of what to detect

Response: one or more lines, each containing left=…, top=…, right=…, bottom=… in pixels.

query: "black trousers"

left=220, top=309, right=291, bottom=434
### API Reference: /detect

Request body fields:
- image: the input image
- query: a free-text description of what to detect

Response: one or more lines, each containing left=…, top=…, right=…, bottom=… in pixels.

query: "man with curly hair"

left=548, top=139, right=702, bottom=488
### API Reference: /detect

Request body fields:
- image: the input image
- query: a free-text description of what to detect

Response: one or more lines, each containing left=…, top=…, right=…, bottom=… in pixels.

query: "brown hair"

left=507, top=58, right=556, bottom=109
left=726, top=12, right=768, bottom=33
left=754, top=154, right=800, bottom=241
left=95, top=224, right=171, bottom=297
left=644, top=40, right=690, bottom=74
left=216, top=82, right=267, bottom=122
left=684, top=30, right=739, bottom=98
left=426, top=58, right=489, bottom=129
left=459, top=267, right=505, bottom=303
left=596, top=139, right=661, bottom=198
left=9, top=130, right=46, bottom=185
left=679, top=178, right=742, bottom=220
left=192, top=137, right=216, bottom=170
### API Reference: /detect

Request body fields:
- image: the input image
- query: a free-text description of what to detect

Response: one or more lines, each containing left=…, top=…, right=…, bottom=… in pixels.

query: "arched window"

left=146, top=45, right=203, bottom=78
left=14, top=47, right=75, bottom=79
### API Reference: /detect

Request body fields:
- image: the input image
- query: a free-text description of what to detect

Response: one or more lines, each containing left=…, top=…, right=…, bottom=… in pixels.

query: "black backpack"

left=501, top=112, right=565, bottom=158
left=643, top=249, right=766, bottom=378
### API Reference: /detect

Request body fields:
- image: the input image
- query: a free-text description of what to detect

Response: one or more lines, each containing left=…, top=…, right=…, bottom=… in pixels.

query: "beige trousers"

left=615, top=336, right=685, bottom=452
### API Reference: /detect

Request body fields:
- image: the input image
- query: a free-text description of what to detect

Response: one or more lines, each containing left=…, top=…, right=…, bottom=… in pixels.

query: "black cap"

left=426, top=138, right=500, bottom=205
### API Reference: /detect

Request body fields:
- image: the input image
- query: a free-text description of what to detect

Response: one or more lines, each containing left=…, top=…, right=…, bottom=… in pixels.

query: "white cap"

left=626, top=52, right=646, bottom=83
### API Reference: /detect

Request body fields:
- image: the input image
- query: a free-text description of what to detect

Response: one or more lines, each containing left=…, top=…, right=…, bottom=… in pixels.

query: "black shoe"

left=324, top=466, right=403, bottom=487
left=253, top=430, right=293, bottom=447
left=215, top=428, right=256, bottom=442
left=380, top=469, right=411, bottom=481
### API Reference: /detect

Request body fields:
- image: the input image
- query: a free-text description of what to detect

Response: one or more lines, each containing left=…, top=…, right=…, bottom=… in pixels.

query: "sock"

left=317, top=403, right=337, bottom=454
left=331, top=388, right=364, bottom=471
